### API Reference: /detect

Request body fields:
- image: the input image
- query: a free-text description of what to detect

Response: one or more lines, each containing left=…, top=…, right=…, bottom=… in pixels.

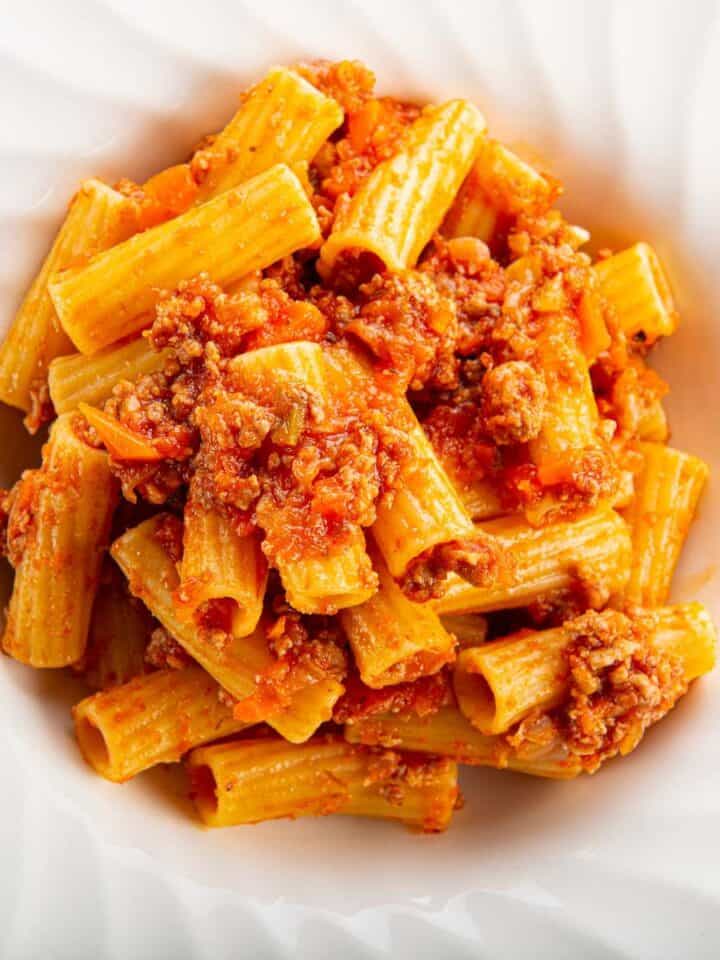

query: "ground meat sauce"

left=29, top=61, right=662, bottom=638
left=86, top=65, right=635, bottom=591
left=504, top=610, right=687, bottom=773
left=334, top=669, right=451, bottom=724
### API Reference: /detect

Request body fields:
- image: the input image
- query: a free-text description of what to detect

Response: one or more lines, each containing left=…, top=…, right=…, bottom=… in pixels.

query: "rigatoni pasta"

left=432, top=509, right=632, bottom=616
left=0, top=58, right=714, bottom=836
left=49, top=336, right=171, bottom=414
left=0, top=180, right=137, bottom=414
left=319, top=99, right=486, bottom=274
left=192, top=66, right=343, bottom=202
left=74, top=666, right=252, bottom=782
left=344, top=704, right=583, bottom=780
left=622, top=443, right=708, bottom=607
left=594, top=242, right=678, bottom=343
left=453, top=604, right=716, bottom=737
left=111, top=514, right=344, bottom=742
left=339, top=546, right=456, bottom=688
left=49, top=164, right=320, bottom=353
left=177, top=495, right=267, bottom=638
left=2, top=414, right=117, bottom=667
left=187, top=735, right=458, bottom=831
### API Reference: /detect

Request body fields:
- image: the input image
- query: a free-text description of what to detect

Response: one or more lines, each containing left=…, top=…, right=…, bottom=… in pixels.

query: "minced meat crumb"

left=144, top=626, right=193, bottom=670
left=505, top=610, right=688, bottom=773
left=480, top=360, right=547, bottom=445
left=401, top=535, right=509, bottom=603
left=334, top=669, right=451, bottom=724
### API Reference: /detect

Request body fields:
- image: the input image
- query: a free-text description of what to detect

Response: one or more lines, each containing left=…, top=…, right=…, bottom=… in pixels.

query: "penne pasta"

left=187, top=735, right=458, bottom=831
left=0, top=179, right=137, bottom=412
left=49, top=164, right=320, bottom=354
left=344, top=705, right=583, bottom=779
left=2, top=414, right=118, bottom=667
left=192, top=67, right=343, bottom=202
left=453, top=603, right=716, bottom=736
left=49, top=336, right=171, bottom=414
left=594, top=242, right=678, bottom=344
left=74, top=665, right=251, bottom=782
left=622, top=443, right=709, bottom=607
left=320, top=100, right=486, bottom=274
left=432, top=508, right=631, bottom=615
left=177, top=495, right=267, bottom=638
left=339, top=547, right=456, bottom=688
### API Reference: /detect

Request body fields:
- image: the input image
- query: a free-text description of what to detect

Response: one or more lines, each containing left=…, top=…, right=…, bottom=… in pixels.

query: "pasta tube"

left=439, top=614, right=488, bottom=648
left=0, top=179, right=137, bottom=411
left=177, top=497, right=267, bottom=638
left=73, top=665, right=251, bottom=782
left=2, top=414, right=118, bottom=667
left=83, top=568, right=153, bottom=690
left=320, top=100, right=486, bottom=273
left=432, top=508, right=631, bottom=615
left=344, top=705, right=582, bottom=780
left=339, top=548, right=456, bottom=688
left=528, top=312, right=602, bottom=472
left=187, top=735, right=458, bottom=831
left=49, top=337, right=171, bottom=414
left=193, top=67, right=343, bottom=202
left=453, top=603, right=716, bottom=736
left=372, top=413, right=476, bottom=579
left=442, top=140, right=556, bottom=240
left=594, top=242, right=678, bottom=343
left=622, top=443, right=708, bottom=607
left=50, top=164, right=320, bottom=353
left=111, top=515, right=343, bottom=741
left=228, top=341, right=377, bottom=613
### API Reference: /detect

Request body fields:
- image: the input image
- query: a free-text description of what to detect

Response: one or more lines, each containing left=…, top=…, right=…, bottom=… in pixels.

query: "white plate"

left=1, top=1, right=719, bottom=957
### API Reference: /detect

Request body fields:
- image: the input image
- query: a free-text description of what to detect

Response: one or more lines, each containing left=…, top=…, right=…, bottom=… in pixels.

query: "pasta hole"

left=454, top=669, right=498, bottom=735
left=76, top=716, right=111, bottom=771
left=189, top=764, right=219, bottom=817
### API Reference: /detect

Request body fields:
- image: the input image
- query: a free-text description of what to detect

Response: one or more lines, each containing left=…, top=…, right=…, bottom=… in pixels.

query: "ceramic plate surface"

left=1, top=2, right=720, bottom=957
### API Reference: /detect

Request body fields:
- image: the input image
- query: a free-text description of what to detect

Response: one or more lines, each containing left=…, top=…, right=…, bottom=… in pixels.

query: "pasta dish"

left=0, top=60, right=714, bottom=833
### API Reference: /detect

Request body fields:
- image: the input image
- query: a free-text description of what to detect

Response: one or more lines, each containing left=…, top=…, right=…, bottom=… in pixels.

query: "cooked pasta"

left=594, top=242, right=678, bottom=344
left=49, top=164, right=320, bottom=353
left=192, top=66, right=343, bottom=202
left=0, top=180, right=137, bottom=416
left=49, top=337, right=172, bottom=414
left=2, top=414, right=117, bottom=667
left=453, top=604, right=716, bottom=738
left=110, top=514, right=344, bottom=742
left=622, top=443, right=708, bottom=607
left=177, top=493, right=267, bottom=638
left=344, top=704, right=583, bottom=779
left=74, top=665, right=252, bottom=782
left=0, top=58, right=713, bottom=835
left=187, top=735, right=457, bottom=830
left=339, top=546, right=456, bottom=688
left=319, top=99, right=486, bottom=274
left=431, top=509, right=632, bottom=616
